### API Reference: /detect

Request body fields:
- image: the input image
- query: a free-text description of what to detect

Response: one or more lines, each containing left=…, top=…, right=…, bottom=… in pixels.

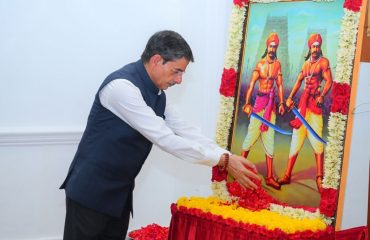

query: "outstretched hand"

left=227, top=155, right=260, bottom=190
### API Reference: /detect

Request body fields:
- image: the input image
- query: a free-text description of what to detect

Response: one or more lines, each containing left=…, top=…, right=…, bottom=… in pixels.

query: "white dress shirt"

left=99, top=79, right=227, bottom=167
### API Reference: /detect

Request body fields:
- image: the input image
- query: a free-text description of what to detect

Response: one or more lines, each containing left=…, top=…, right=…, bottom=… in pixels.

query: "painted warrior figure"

left=278, top=33, right=333, bottom=192
left=241, top=33, right=285, bottom=190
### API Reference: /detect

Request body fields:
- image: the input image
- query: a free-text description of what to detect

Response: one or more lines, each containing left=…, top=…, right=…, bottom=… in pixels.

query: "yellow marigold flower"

left=176, top=197, right=327, bottom=234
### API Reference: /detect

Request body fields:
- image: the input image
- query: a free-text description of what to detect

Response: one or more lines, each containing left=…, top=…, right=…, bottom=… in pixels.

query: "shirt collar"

left=135, top=59, right=162, bottom=95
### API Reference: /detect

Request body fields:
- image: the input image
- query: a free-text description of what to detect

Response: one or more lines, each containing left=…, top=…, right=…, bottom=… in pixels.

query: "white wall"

left=0, top=0, right=230, bottom=239
left=341, top=62, right=370, bottom=229
left=0, top=0, right=367, bottom=239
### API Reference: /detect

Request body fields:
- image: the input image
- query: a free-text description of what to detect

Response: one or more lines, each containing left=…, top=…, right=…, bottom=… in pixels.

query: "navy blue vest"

left=60, top=60, right=166, bottom=217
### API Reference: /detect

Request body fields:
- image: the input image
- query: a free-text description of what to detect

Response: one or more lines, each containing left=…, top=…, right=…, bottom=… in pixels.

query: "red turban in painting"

left=266, top=33, right=279, bottom=47
left=308, top=33, right=322, bottom=48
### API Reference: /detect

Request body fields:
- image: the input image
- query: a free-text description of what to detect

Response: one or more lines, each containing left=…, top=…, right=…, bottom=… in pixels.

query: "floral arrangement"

left=128, top=224, right=168, bottom=240
left=213, top=166, right=282, bottom=210
left=212, top=0, right=363, bottom=231
left=173, top=196, right=334, bottom=239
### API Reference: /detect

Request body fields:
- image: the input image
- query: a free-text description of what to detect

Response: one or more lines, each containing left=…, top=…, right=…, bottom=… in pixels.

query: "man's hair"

left=141, top=30, right=194, bottom=64
left=304, top=50, right=323, bottom=61
left=261, top=48, right=278, bottom=59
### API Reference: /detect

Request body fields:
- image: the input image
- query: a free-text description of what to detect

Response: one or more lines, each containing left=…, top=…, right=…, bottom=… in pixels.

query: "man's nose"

left=174, top=75, right=182, bottom=84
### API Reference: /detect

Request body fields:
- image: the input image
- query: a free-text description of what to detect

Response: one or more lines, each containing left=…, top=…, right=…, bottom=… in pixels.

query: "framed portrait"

left=213, top=0, right=366, bottom=228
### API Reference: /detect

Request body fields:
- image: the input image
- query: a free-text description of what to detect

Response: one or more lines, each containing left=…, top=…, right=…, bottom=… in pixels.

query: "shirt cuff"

left=204, top=148, right=231, bottom=167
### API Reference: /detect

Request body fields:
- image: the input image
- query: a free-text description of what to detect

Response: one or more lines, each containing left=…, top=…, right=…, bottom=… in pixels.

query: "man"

left=60, top=30, right=259, bottom=240
left=240, top=33, right=285, bottom=190
left=278, top=33, right=333, bottom=192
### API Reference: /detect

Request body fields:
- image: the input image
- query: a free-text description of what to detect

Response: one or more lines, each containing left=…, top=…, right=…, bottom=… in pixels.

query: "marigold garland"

left=269, top=204, right=334, bottom=226
left=175, top=197, right=330, bottom=237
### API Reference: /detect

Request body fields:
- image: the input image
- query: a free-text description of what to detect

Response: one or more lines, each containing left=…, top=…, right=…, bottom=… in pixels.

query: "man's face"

left=267, top=43, right=277, bottom=59
left=310, top=43, right=322, bottom=59
left=152, top=56, right=189, bottom=90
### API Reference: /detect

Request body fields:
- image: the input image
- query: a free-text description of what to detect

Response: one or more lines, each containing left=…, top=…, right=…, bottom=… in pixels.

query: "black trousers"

left=63, top=198, right=130, bottom=240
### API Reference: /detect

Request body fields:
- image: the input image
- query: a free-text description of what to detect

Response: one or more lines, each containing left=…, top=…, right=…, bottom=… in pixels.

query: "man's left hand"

left=227, top=155, right=260, bottom=190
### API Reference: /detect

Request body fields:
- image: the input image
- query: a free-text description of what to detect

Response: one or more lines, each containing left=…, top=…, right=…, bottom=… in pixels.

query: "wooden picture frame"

left=213, top=0, right=367, bottom=229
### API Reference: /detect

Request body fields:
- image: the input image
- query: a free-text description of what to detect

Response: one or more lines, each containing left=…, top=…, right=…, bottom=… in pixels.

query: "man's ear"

left=150, top=54, right=163, bottom=66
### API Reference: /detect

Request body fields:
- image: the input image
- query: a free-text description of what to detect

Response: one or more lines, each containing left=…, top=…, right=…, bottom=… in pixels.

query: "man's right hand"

left=227, top=155, right=260, bottom=190
left=285, top=97, right=295, bottom=111
left=243, top=103, right=252, bottom=117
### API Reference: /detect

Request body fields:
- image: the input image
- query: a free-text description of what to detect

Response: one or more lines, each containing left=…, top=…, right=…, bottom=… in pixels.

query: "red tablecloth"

left=335, top=226, right=368, bottom=240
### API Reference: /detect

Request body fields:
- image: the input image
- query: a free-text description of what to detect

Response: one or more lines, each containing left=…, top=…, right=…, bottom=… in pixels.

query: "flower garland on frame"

left=213, top=0, right=363, bottom=226
left=319, top=2, right=361, bottom=218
